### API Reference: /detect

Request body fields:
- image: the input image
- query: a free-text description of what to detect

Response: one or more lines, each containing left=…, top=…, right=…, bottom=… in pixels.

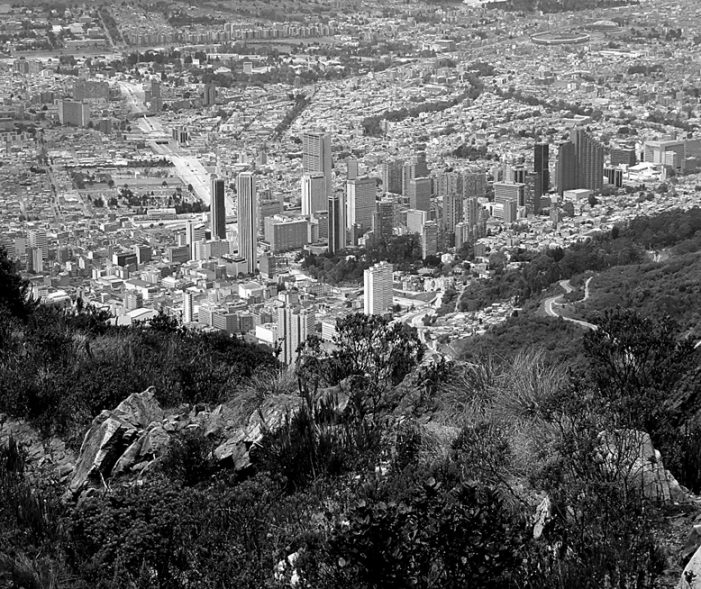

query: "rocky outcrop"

left=595, top=429, right=687, bottom=504
left=68, top=386, right=346, bottom=496
left=0, top=414, right=75, bottom=485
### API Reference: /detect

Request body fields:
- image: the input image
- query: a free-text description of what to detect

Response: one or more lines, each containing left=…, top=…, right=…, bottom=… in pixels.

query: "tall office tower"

left=237, top=172, right=258, bottom=274
left=186, top=221, right=206, bottom=260
left=183, top=291, right=195, bottom=324
left=301, top=172, right=327, bottom=216
left=302, top=130, right=332, bottom=196
left=210, top=177, right=226, bottom=240
left=573, top=128, right=604, bottom=192
left=442, top=192, right=463, bottom=234
left=346, top=176, right=376, bottom=233
left=381, top=159, right=404, bottom=194
left=556, top=141, right=577, bottom=196
left=512, top=166, right=527, bottom=185
left=408, top=177, right=431, bottom=212
left=328, top=192, right=346, bottom=254
left=27, top=228, right=48, bottom=259
left=277, top=291, right=315, bottom=365
left=346, top=158, right=359, bottom=180
left=377, top=198, right=396, bottom=241
left=534, top=143, right=550, bottom=201
left=463, top=172, right=487, bottom=198
left=363, top=261, right=393, bottom=316
left=421, top=221, right=438, bottom=259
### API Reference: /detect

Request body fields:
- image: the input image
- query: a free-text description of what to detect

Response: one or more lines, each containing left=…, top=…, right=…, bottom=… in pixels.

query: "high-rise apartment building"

left=610, top=145, right=636, bottom=167
left=534, top=143, right=550, bottom=200
left=237, top=172, right=258, bottom=274
left=302, top=130, right=332, bottom=196
left=463, top=172, right=487, bottom=198
left=276, top=291, right=315, bottom=366
left=301, top=172, right=327, bottom=216
left=210, top=177, right=226, bottom=240
left=328, top=192, right=346, bottom=254
left=183, top=291, right=195, bottom=324
left=346, top=176, right=376, bottom=232
left=421, top=221, right=438, bottom=259
left=364, top=261, right=393, bottom=316
left=186, top=221, right=206, bottom=261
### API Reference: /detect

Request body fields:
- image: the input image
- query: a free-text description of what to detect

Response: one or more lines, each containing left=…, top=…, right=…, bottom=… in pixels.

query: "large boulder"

left=681, top=545, right=701, bottom=588
left=596, top=429, right=687, bottom=504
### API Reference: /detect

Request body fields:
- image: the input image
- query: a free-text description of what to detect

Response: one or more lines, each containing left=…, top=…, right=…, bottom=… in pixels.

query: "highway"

left=543, top=277, right=597, bottom=331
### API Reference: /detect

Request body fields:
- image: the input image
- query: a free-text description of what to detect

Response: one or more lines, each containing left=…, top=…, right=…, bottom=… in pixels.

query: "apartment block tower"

left=237, top=172, right=258, bottom=274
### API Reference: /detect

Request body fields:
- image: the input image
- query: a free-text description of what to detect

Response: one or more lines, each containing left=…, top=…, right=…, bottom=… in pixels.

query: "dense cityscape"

left=1, top=0, right=700, bottom=363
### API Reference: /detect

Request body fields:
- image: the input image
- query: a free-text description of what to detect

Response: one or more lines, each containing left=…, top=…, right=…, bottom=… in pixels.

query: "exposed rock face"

left=68, top=387, right=337, bottom=496
left=596, top=429, right=687, bottom=504
left=0, top=414, right=75, bottom=485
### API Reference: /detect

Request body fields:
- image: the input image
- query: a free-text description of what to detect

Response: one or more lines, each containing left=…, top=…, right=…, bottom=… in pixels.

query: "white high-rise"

left=364, top=261, right=393, bottom=316
left=346, top=176, right=376, bottom=233
left=237, top=172, right=258, bottom=275
left=183, top=291, right=195, bottom=324
left=301, top=172, right=327, bottom=216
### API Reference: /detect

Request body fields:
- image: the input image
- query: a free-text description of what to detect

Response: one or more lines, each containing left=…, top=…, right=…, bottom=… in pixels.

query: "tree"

left=0, top=247, right=34, bottom=320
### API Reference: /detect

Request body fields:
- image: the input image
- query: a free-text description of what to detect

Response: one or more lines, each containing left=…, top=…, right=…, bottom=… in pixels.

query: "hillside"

left=2, top=207, right=701, bottom=587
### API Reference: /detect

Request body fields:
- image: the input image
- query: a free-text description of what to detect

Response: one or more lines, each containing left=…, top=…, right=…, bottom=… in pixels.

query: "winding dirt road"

left=543, top=277, right=597, bottom=331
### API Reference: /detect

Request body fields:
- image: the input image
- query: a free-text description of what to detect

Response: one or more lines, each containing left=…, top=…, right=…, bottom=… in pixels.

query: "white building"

left=364, top=261, right=393, bottom=316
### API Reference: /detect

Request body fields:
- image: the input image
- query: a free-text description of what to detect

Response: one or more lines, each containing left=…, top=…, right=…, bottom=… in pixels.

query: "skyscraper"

left=301, top=172, right=327, bottom=216
left=183, top=291, right=195, bottom=324
left=364, top=261, right=393, bottom=316
left=186, top=221, right=206, bottom=261
left=302, top=130, right=332, bottom=196
left=328, top=192, right=346, bottom=255
left=210, top=177, right=226, bottom=240
left=572, top=128, right=604, bottom=192
left=237, top=172, right=258, bottom=274
left=534, top=143, right=549, bottom=200
left=346, top=176, right=376, bottom=233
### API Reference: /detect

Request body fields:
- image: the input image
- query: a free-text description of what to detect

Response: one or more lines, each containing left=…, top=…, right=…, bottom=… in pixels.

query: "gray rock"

left=682, top=545, right=701, bottom=588
left=596, top=429, right=687, bottom=504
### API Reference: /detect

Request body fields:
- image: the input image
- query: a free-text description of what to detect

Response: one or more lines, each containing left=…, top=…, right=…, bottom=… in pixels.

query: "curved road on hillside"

left=543, top=277, right=597, bottom=331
